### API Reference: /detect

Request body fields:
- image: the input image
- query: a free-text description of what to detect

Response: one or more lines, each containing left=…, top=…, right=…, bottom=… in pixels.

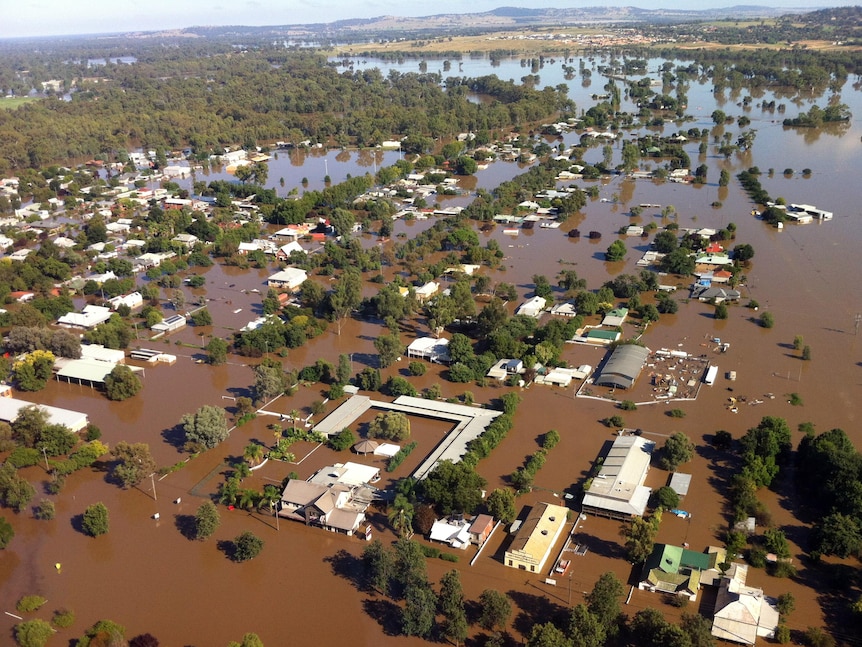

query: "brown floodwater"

left=4, top=58, right=862, bottom=644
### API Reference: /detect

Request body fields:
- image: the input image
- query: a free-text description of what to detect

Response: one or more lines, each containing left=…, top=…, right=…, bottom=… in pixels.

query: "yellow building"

left=504, top=502, right=569, bottom=573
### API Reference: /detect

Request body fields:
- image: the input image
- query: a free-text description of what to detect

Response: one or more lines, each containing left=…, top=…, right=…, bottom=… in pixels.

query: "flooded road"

left=3, top=53, right=862, bottom=645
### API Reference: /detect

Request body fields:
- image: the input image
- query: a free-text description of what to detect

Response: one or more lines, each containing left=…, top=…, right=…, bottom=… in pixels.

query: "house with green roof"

left=638, top=543, right=714, bottom=601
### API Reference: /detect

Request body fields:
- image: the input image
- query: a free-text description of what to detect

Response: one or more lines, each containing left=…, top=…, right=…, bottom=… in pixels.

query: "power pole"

left=855, top=313, right=861, bottom=336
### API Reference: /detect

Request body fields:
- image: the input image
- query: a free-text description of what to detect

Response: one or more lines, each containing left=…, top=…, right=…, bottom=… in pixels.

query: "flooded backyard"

left=2, top=52, right=862, bottom=645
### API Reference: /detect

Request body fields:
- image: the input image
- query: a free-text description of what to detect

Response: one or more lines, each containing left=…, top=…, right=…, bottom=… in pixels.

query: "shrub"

left=82, top=502, right=109, bottom=537
left=328, top=427, right=356, bottom=452
left=14, top=619, right=54, bottom=647
left=775, top=625, right=791, bottom=644
left=747, top=547, right=767, bottom=568
left=759, top=312, right=775, bottom=328
left=542, top=430, right=560, bottom=450
left=232, top=531, right=264, bottom=562
left=769, top=560, right=797, bottom=579
left=439, top=552, right=459, bottom=563
left=619, top=400, right=637, bottom=411
left=668, top=408, right=686, bottom=418
left=52, top=608, right=75, bottom=628
left=387, top=442, right=418, bottom=472
left=8, top=447, right=41, bottom=468
left=604, top=415, right=624, bottom=428
left=16, top=595, right=47, bottom=613
left=420, top=545, right=440, bottom=559
left=33, top=500, right=55, bottom=521
left=408, top=361, right=427, bottom=376
left=652, top=486, right=680, bottom=510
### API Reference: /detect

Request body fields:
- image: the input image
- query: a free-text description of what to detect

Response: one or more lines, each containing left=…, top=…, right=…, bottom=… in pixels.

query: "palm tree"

left=218, top=478, right=240, bottom=506
left=243, top=443, right=264, bottom=466
left=234, top=462, right=251, bottom=480
left=388, top=494, right=414, bottom=538
left=257, top=484, right=281, bottom=513
left=289, top=409, right=300, bottom=435
left=271, top=425, right=283, bottom=449
left=237, top=488, right=259, bottom=511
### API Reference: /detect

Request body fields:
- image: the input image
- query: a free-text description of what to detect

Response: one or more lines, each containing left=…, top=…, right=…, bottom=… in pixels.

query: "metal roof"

left=594, top=344, right=649, bottom=389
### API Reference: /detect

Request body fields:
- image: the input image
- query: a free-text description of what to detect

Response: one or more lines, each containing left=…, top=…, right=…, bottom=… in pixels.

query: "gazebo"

left=353, top=439, right=379, bottom=455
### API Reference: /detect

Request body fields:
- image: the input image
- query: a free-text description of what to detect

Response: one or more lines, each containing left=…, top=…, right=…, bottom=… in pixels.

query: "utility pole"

left=855, top=313, right=861, bottom=336
left=150, top=472, right=157, bottom=502
left=42, top=446, right=49, bottom=471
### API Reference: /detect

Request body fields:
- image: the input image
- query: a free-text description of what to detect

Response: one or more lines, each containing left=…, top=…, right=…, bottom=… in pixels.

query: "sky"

left=1, top=1, right=856, bottom=39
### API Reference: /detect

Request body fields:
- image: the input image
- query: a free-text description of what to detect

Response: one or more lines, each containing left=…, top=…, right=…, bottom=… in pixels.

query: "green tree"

left=814, top=512, right=862, bottom=558
left=486, top=488, right=517, bottom=524
left=206, top=337, right=228, bottom=365
left=336, top=353, right=352, bottom=385
left=478, top=589, right=511, bottom=631
left=605, top=239, right=626, bottom=262
left=328, top=427, right=356, bottom=451
left=194, top=500, right=220, bottom=540
left=0, top=463, right=36, bottom=512
left=104, top=364, right=143, bottom=401
left=402, top=581, right=437, bottom=638
left=660, top=432, right=695, bottom=471
left=368, top=411, right=411, bottom=441
left=374, top=332, right=403, bottom=368
left=388, top=494, right=415, bottom=538
left=420, top=460, right=486, bottom=515
left=653, top=486, right=680, bottom=510
left=227, top=633, right=265, bottom=647
left=328, top=268, right=362, bottom=335
left=82, top=502, right=109, bottom=537
left=232, top=531, right=264, bottom=561
left=181, top=405, right=229, bottom=450
left=653, top=230, right=679, bottom=253
left=567, top=604, right=606, bottom=647
left=527, top=622, right=571, bottom=647
left=759, top=312, right=775, bottom=329
left=586, top=572, right=624, bottom=636
left=622, top=510, right=662, bottom=564
left=681, top=612, right=716, bottom=647
left=252, top=363, right=285, bottom=403
left=362, top=539, right=394, bottom=595
left=438, top=570, right=468, bottom=645
left=661, top=248, right=695, bottom=275
left=111, top=441, right=156, bottom=488
left=733, top=243, right=755, bottom=263
left=0, top=517, right=13, bottom=549
left=14, top=619, right=54, bottom=647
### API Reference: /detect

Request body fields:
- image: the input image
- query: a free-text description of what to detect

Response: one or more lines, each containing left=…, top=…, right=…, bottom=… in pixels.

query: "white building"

left=57, top=305, right=113, bottom=330
left=267, top=268, right=308, bottom=291
left=516, top=296, right=547, bottom=318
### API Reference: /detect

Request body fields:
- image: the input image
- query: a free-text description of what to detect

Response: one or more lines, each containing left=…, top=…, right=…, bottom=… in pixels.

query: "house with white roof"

left=57, top=305, right=113, bottom=330
left=712, top=565, right=780, bottom=645
left=267, top=268, right=308, bottom=291
left=516, top=296, right=546, bottom=318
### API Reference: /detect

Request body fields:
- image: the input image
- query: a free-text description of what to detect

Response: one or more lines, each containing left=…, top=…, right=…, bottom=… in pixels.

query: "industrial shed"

left=593, top=344, right=649, bottom=389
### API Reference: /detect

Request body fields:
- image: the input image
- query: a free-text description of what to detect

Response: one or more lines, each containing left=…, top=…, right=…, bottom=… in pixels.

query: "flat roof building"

left=504, top=502, right=569, bottom=573
left=582, top=435, right=655, bottom=519
left=0, top=397, right=89, bottom=432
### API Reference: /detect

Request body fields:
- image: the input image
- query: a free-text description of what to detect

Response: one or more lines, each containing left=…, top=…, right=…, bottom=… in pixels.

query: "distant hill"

left=177, top=5, right=794, bottom=40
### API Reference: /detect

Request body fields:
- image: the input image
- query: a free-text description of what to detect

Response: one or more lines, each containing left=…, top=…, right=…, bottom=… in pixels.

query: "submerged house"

left=279, top=480, right=368, bottom=536
left=581, top=435, right=654, bottom=519
left=639, top=544, right=712, bottom=601
left=504, top=502, right=569, bottom=572
left=712, top=564, right=780, bottom=645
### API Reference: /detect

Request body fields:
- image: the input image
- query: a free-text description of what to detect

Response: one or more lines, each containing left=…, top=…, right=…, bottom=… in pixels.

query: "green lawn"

left=0, top=97, right=39, bottom=110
